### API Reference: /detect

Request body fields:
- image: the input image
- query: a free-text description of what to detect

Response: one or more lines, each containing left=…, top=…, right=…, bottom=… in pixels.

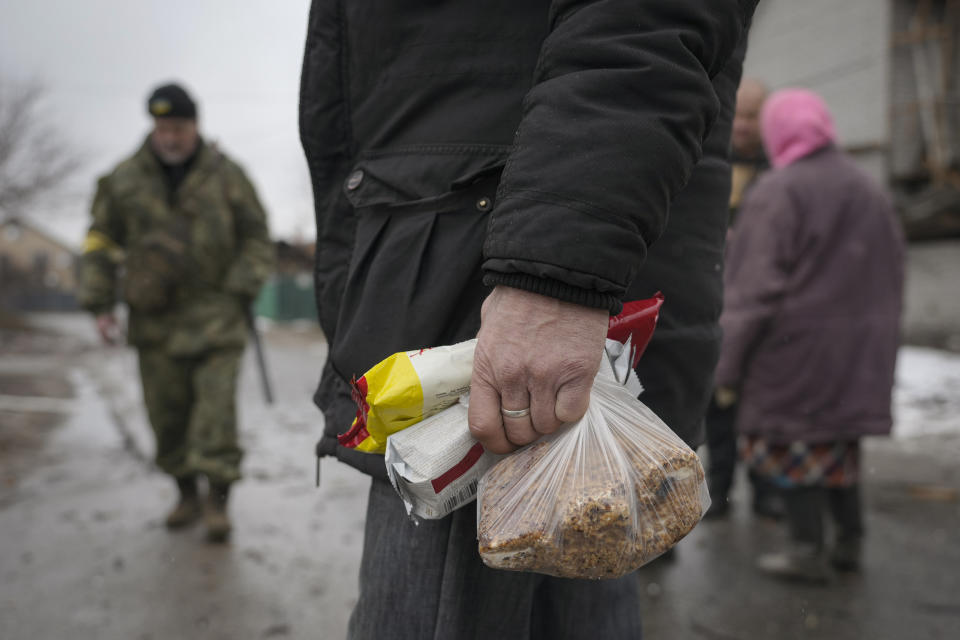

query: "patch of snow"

left=892, top=346, right=960, bottom=439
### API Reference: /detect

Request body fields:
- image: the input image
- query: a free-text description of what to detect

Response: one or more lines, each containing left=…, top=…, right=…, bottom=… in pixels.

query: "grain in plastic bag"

left=477, top=359, right=709, bottom=579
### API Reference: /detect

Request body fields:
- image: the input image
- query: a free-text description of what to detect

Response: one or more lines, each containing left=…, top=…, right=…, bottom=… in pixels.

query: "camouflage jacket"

left=80, top=139, right=274, bottom=356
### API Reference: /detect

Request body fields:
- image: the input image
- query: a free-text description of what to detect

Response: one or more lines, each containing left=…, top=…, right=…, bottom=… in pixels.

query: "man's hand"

left=468, top=286, right=609, bottom=454
left=95, top=312, right=120, bottom=345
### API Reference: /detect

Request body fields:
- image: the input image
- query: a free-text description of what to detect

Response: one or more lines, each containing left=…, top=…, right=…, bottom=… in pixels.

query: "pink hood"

left=761, top=89, right=837, bottom=169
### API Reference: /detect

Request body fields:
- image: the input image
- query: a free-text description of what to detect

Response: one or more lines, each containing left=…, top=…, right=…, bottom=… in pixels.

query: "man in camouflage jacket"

left=80, top=83, right=274, bottom=543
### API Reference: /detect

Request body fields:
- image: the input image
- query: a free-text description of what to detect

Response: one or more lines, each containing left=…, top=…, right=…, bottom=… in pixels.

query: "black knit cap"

left=147, top=83, right=197, bottom=119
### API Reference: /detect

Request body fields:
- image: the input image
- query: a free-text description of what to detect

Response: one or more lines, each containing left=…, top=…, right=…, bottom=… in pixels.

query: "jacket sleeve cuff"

left=482, top=272, right=622, bottom=315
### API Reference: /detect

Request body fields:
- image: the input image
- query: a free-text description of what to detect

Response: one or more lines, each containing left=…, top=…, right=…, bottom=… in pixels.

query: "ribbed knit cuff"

left=483, top=272, right=623, bottom=315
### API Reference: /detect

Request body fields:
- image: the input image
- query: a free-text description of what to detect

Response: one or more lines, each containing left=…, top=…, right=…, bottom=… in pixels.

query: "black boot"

left=828, top=485, right=864, bottom=571
left=751, top=473, right=785, bottom=520
left=204, top=482, right=233, bottom=543
left=704, top=398, right=737, bottom=519
left=165, top=476, right=201, bottom=529
left=703, top=496, right=731, bottom=519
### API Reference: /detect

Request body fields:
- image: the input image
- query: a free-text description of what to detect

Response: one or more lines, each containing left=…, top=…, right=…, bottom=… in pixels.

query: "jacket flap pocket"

left=344, top=145, right=510, bottom=209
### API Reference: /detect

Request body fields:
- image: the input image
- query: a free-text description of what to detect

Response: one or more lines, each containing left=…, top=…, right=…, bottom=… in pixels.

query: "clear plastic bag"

left=476, top=363, right=709, bottom=580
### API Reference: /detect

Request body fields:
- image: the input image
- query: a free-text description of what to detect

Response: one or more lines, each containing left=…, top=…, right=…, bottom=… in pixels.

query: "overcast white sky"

left=0, top=0, right=314, bottom=248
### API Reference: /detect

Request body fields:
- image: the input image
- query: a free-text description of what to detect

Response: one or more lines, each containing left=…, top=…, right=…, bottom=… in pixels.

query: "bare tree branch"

left=0, top=78, right=81, bottom=216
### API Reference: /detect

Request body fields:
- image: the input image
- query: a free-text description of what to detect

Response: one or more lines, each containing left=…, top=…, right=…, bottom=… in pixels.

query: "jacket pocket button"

left=346, top=170, right=364, bottom=190
left=476, top=197, right=491, bottom=212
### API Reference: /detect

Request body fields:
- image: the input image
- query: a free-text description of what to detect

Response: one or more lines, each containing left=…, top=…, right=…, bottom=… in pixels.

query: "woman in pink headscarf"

left=714, top=89, right=905, bottom=582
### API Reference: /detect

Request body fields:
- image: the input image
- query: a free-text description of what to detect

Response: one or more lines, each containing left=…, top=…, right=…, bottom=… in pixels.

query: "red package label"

left=606, top=293, right=664, bottom=367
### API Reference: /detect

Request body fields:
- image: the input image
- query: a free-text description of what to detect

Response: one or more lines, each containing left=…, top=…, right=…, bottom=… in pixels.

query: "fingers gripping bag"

left=337, top=293, right=663, bottom=456
left=476, top=356, right=709, bottom=579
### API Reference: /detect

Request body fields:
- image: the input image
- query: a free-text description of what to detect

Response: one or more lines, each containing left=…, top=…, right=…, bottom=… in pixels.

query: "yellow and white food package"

left=338, top=339, right=476, bottom=454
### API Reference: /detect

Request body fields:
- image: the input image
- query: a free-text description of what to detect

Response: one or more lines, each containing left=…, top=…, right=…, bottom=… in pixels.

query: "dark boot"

left=204, top=482, right=233, bottom=543
left=751, top=474, right=786, bottom=520
left=704, top=398, right=738, bottom=518
left=165, top=476, right=201, bottom=529
left=830, top=537, right=862, bottom=572
left=757, top=487, right=831, bottom=584
left=828, top=485, right=864, bottom=571
left=703, top=497, right=730, bottom=519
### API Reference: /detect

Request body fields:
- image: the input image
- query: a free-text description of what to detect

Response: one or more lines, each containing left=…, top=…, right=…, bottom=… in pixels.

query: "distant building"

left=254, top=240, right=318, bottom=323
left=275, top=239, right=314, bottom=275
left=0, top=216, right=79, bottom=311
left=745, top=0, right=960, bottom=238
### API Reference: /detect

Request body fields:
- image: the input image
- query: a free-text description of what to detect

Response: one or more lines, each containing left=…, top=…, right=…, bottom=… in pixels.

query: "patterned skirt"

left=740, top=435, right=861, bottom=489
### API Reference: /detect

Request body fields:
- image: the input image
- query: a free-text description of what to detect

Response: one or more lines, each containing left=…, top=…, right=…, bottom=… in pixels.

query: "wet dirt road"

left=1, top=315, right=958, bottom=639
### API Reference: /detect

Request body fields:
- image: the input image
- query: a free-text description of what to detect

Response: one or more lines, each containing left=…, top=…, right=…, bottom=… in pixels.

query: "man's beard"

left=154, top=146, right=193, bottom=165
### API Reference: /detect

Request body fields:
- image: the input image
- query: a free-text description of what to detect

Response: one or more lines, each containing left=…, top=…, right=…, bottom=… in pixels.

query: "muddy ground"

left=0, top=311, right=958, bottom=639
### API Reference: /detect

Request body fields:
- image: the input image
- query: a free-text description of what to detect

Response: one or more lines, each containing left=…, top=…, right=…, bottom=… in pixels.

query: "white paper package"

left=384, top=399, right=498, bottom=520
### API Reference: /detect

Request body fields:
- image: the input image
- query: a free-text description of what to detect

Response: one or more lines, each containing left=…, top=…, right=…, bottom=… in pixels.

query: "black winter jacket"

left=301, top=0, right=756, bottom=477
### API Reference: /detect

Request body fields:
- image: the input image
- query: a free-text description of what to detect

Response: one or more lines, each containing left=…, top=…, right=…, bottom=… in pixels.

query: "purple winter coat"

left=714, top=146, right=905, bottom=444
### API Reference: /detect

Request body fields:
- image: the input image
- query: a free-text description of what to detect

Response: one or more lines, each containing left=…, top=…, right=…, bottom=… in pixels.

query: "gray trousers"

left=347, top=478, right=643, bottom=640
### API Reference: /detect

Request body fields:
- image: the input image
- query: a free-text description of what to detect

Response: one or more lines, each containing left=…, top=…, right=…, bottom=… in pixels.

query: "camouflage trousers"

left=138, top=346, right=244, bottom=485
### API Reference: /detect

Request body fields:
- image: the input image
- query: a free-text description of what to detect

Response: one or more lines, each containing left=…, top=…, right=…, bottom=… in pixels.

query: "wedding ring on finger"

left=501, top=407, right=531, bottom=419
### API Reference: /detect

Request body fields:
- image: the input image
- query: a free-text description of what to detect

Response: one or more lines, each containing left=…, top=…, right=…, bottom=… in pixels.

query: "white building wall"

left=743, top=0, right=891, bottom=181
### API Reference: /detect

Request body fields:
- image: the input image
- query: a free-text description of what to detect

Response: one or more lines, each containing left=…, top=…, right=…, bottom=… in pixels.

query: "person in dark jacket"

left=715, top=89, right=905, bottom=583
left=301, top=2, right=757, bottom=637
left=703, top=76, right=783, bottom=520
